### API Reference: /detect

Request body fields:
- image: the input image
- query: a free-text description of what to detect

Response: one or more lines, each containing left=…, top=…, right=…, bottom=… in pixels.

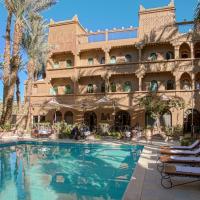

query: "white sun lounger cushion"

left=170, top=156, right=200, bottom=162
left=170, top=150, right=195, bottom=154
left=176, top=166, right=200, bottom=174
left=170, top=140, right=199, bottom=149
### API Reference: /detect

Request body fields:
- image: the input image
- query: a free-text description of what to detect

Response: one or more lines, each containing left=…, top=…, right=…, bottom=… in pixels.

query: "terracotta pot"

left=145, top=128, right=153, bottom=140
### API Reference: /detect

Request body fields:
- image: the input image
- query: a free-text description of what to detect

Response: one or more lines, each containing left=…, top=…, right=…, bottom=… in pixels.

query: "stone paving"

left=123, top=141, right=200, bottom=200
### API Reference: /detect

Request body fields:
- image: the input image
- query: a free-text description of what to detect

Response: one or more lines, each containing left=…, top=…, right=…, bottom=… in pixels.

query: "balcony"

left=46, top=67, right=75, bottom=79
left=78, top=28, right=138, bottom=51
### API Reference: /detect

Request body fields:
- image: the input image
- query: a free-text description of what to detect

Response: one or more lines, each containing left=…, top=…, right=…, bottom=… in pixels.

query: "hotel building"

left=28, top=0, right=200, bottom=132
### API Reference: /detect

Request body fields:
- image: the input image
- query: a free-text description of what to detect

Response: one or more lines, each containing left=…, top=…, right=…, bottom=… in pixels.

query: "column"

left=191, top=73, right=195, bottom=90
left=75, top=52, right=80, bottom=67
left=190, top=42, right=194, bottom=59
left=174, top=73, right=180, bottom=90
left=138, top=77, right=143, bottom=91
left=174, top=46, right=180, bottom=59
left=103, top=47, right=110, bottom=64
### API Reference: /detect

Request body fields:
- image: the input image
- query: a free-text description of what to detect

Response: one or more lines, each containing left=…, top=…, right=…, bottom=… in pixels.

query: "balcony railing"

left=78, top=28, right=138, bottom=44
left=176, top=21, right=194, bottom=34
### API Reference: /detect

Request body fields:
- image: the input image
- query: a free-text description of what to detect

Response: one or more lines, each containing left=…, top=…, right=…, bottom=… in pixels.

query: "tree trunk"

left=16, top=75, right=21, bottom=110
left=25, top=59, right=35, bottom=131
left=0, top=10, right=12, bottom=125
left=3, top=19, right=23, bottom=124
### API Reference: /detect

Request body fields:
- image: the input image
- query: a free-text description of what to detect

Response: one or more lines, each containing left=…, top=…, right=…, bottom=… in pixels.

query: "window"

left=88, top=58, right=94, bottom=65
left=53, top=61, right=59, bottom=69
left=40, top=116, right=46, bottom=123
left=182, top=80, right=191, bottom=90
left=181, top=51, right=189, bottom=58
left=166, top=51, right=174, bottom=60
left=166, top=80, right=174, bottom=90
left=101, top=82, right=106, bottom=93
left=123, top=81, right=132, bottom=92
left=100, top=57, right=105, bottom=64
left=195, top=50, right=200, bottom=58
left=125, top=54, right=132, bottom=62
left=50, top=86, right=58, bottom=95
left=87, top=84, right=94, bottom=93
left=33, top=116, right=39, bottom=124
left=149, top=53, right=157, bottom=61
left=65, top=85, right=73, bottom=94
left=149, top=80, right=158, bottom=92
left=110, top=82, right=116, bottom=92
left=110, top=56, right=116, bottom=64
left=66, top=59, right=72, bottom=68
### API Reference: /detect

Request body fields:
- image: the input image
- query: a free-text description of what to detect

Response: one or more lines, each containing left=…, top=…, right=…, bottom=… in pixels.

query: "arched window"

left=65, top=85, right=73, bottom=94
left=181, top=51, right=189, bottom=58
left=182, top=79, right=192, bottom=90
left=87, top=84, right=94, bottom=93
left=66, top=59, right=72, bottom=68
left=50, top=86, right=58, bottom=95
left=110, top=56, right=116, bottom=64
left=64, top=111, right=73, bottom=124
left=53, top=61, right=59, bottom=69
left=100, top=57, right=105, bottom=64
left=125, top=54, right=132, bottom=62
left=123, top=81, right=132, bottom=92
left=195, top=50, right=200, bottom=58
left=166, top=51, right=174, bottom=60
left=110, top=82, right=116, bottom=92
left=88, top=58, right=94, bottom=65
left=149, top=80, right=158, bottom=92
left=166, top=80, right=174, bottom=90
left=101, top=82, right=106, bottom=93
left=149, top=53, right=157, bottom=61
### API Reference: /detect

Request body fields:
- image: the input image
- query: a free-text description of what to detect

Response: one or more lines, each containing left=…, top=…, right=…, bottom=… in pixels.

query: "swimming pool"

left=0, top=141, right=143, bottom=200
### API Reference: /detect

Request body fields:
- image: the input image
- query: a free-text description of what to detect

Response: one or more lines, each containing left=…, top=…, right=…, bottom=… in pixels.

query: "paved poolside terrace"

left=0, top=135, right=200, bottom=200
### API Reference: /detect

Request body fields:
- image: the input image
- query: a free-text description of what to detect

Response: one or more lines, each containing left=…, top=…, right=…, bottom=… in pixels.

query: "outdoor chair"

left=160, top=147, right=200, bottom=155
left=160, top=140, right=200, bottom=150
left=157, top=155, right=200, bottom=172
left=160, top=164, right=200, bottom=189
left=32, top=128, right=53, bottom=138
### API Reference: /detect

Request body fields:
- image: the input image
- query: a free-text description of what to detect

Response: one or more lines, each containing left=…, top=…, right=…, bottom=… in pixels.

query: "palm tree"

left=194, top=1, right=200, bottom=31
left=21, top=15, right=49, bottom=131
left=1, top=0, right=57, bottom=125
left=0, top=0, right=13, bottom=125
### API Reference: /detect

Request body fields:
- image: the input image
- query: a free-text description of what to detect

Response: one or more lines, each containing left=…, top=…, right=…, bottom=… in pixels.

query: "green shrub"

left=1, top=123, right=12, bottom=132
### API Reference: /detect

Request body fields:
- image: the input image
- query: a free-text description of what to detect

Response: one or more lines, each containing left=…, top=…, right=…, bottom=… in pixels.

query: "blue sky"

left=0, top=0, right=198, bottom=101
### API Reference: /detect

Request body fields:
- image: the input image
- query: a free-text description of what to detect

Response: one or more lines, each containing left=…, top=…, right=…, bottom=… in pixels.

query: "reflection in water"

left=0, top=144, right=143, bottom=200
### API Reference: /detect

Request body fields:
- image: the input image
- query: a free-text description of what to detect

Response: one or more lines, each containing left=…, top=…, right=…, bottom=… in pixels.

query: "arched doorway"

left=54, top=111, right=62, bottom=123
left=115, top=111, right=131, bottom=131
left=84, top=111, right=97, bottom=131
left=64, top=111, right=73, bottom=124
left=184, top=109, right=200, bottom=133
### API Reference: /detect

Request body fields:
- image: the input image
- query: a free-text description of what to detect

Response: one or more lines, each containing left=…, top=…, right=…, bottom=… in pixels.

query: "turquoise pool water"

left=0, top=141, right=143, bottom=200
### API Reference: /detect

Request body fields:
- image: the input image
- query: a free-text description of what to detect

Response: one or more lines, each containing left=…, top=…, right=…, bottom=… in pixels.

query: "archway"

left=184, top=109, right=200, bottom=133
left=64, top=111, right=73, bottom=124
left=195, top=72, right=200, bottom=90
left=145, top=111, right=172, bottom=127
left=54, top=111, right=62, bottom=123
left=180, top=73, right=192, bottom=90
left=115, top=111, right=131, bottom=131
left=194, top=42, right=200, bottom=58
left=84, top=111, right=97, bottom=131
left=179, top=43, right=191, bottom=58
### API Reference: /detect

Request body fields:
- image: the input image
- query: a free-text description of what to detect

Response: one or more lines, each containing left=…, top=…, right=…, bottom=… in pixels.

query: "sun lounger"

left=32, top=128, right=53, bottom=138
left=160, top=147, right=200, bottom=155
left=161, top=164, right=200, bottom=188
left=160, top=140, right=200, bottom=150
left=157, top=155, right=200, bottom=172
